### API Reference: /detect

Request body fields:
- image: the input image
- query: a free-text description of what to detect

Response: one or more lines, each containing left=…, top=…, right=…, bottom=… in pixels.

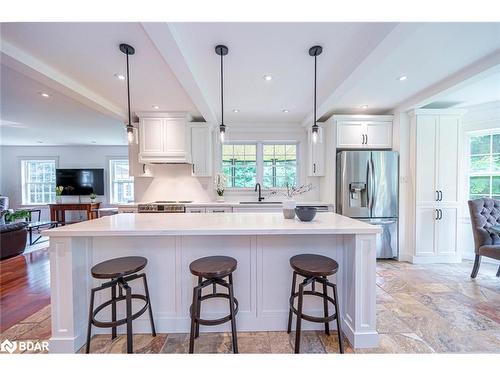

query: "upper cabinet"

left=307, top=124, right=326, bottom=177
left=137, top=112, right=192, bottom=164
left=190, top=123, right=213, bottom=177
left=333, top=115, right=393, bottom=149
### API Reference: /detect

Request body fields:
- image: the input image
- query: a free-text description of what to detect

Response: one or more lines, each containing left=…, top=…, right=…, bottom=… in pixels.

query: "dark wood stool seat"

left=85, top=256, right=156, bottom=354
left=188, top=255, right=238, bottom=354
left=189, top=255, right=237, bottom=278
left=91, top=256, right=147, bottom=279
left=287, top=254, right=344, bottom=354
left=290, top=254, right=339, bottom=277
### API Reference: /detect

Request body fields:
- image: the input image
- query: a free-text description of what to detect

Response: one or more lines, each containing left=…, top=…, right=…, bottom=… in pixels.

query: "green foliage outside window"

left=469, top=133, right=500, bottom=200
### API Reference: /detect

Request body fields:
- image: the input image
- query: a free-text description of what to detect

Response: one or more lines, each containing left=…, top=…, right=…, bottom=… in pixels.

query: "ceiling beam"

left=0, top=39, right=126, bottom=121
left=301, top=22, right=421, bottom=126
left=141, top=22, right=217, bottom=124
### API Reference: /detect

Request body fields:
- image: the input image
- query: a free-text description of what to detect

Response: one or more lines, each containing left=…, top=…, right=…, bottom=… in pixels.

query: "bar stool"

left=85, top=256, right=156, bottom=353
left=188, top=255, right=238, bottom=354
left=286, top=254, right=344, bottom=354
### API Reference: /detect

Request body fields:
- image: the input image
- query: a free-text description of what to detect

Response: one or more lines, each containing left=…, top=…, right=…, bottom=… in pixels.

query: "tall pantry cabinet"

left=409, top=109, right=466, bottom=263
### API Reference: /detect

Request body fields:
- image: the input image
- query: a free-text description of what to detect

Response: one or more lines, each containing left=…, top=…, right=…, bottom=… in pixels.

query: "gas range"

left=137, top=201, right=193, bottom=213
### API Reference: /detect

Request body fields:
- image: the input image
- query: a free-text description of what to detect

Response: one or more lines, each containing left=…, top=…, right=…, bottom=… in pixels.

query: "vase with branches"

left=266, top=183, right=315, bottom=219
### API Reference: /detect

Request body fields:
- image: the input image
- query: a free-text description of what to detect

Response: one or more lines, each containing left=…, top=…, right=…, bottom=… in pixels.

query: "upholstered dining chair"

left=468, top=197, right=500, bottom=278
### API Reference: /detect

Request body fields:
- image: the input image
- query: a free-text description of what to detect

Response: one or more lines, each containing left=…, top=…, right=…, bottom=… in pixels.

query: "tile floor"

left=1, top=259, right=499, bottom=354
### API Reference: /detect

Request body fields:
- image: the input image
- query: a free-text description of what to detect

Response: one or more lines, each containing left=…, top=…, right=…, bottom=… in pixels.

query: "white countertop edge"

left=43, top=228, right=381, bottom=237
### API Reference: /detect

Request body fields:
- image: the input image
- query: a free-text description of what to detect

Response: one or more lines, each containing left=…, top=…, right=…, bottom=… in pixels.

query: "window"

left=21, top=159, right=56, bottom=204
left=468, top=131, right=500, bottom=200
left=263, top=144, right=297, bottom=188
left=222, top=144, right=257, bottom=188
left=221, top=143, right=298, bottom=189
left=109, top=159, right=134, bottom=204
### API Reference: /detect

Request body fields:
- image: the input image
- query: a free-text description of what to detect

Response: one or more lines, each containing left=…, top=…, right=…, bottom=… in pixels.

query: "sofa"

left=468, top=197, right=500, bottom=278
left=0, top=221, right=28, bottom=260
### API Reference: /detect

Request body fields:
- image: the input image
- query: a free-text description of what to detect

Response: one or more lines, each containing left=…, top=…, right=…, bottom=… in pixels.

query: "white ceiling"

left=0, top=64, right=125, bottom=145
left=1, top=22, right=500, bottom=145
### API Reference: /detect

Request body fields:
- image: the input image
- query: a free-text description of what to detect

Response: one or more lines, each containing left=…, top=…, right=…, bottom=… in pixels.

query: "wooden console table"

left=49, top=203, right=100, bottom=224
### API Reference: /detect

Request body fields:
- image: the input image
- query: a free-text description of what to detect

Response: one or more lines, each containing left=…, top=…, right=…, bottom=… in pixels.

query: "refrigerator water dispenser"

left=349, top=182, right=367, bottom=208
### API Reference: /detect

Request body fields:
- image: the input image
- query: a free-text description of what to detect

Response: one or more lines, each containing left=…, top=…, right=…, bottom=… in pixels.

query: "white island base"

left=44, top=212, right=381, bottom=353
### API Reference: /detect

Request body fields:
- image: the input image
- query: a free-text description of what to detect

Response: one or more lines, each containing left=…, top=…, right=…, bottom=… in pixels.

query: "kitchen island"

left=44, top=212, right=381, bottom=353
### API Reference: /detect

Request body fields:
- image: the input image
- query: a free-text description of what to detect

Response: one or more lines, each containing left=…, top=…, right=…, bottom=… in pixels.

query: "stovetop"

left=138, top=201, right=192, bottom=213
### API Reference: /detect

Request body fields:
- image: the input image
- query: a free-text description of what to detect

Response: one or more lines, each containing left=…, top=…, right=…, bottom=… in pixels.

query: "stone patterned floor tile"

left=236, top=332, right=272, bottom=353
left=267, top=331, right=294, bottom=353
left=316, top=331, right=354, bottom=354
left=80, top=333, right=167, bottom=354
left=377, top=309, right=414, bottom=334
left=161, top=332, right=233, bottom=354
left=356, top=333, right=434, bottom=354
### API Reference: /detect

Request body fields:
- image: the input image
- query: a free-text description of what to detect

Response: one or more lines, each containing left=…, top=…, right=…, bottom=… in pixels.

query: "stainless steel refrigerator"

left=336, top=151, right=399, bottom=259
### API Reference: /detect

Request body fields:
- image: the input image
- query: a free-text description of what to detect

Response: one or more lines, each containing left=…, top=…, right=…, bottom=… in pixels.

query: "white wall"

left=457, top=101, right=500, bottom=262
left=0, top=145, right=128, bottom=220
left=134, top=123, right=321, bottom=203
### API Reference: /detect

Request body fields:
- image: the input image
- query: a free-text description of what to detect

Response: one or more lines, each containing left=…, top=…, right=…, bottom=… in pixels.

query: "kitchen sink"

left=239, top=201, right=282, bottom=204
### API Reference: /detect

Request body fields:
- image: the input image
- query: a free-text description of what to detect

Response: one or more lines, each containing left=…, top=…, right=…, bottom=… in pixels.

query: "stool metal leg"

left=189, top=285, right=199, bottom=354
left=85, top=288, right=96, bottom=353
left=141, top=274, right=156, bottom=336
left=286, top=271, right=297, bottom=334
left=124, top=283, right=133, bottom=354
left=294, top=282, right=305, bottom=354
left=332, top=283, right=344, bottom=354
left=195, top=276, right=202, bottom=338
left=111, top=284, right=117, bottom=339
left=228, top=273, right=238, bottom=354
left=322, top=276, right=330, bottom=335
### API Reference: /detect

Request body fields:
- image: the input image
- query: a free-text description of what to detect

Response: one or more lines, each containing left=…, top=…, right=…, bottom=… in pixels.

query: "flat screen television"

left=56, top=169, right=104, bottom=196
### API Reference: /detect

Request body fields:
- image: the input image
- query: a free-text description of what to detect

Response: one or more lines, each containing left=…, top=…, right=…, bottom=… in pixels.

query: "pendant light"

left=215, top=44, right=229, bottom=143
left=309, top=45, right=322, bottom=144
left=119, top=43, right=136, bottom=144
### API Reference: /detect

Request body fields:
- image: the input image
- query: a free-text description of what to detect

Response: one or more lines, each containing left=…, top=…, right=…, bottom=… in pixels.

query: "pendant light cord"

left=314, top=54, right=317, bottom=126
left=126, top=51, right=132, bottom=127
left=220, top=52, right=224, bottom=126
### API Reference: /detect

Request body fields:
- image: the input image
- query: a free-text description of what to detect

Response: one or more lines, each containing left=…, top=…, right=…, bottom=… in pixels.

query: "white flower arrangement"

left=214, top=173, right=228, bottom=197
left=266, top=183, right=314, bottom=199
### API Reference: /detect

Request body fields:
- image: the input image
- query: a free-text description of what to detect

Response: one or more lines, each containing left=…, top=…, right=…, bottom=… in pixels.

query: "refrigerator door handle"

left=366, top=157, right=373, bottom=213
left=370, top=157, right=375, bottom=212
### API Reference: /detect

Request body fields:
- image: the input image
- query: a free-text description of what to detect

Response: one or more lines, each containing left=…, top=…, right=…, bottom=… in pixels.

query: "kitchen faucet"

left=255, top=183, right=264, bottom=202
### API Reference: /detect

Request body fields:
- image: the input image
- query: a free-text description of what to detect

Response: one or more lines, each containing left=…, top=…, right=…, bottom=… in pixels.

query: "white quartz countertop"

left=117, top=201, right=333, bottom=208
left=43, top=212, right=381, bottom=237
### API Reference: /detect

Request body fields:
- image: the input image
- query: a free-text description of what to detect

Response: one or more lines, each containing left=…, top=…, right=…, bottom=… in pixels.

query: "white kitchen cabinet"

left=307, top=125, right=326, bottom=177
left=137, top=112, right=192, bottom=164
left=186, top=207, right=206, bottom=213
left=206, top=206, right=232, bottom=213
left=414, top=113, right=460, bottom=205
left=415, top=207, right=458, bottom=258
left=410, top=109, right=465, bottom=263
left=190, top=124, right=213, bottom=177
left=333, top=115, right=393, bottom=149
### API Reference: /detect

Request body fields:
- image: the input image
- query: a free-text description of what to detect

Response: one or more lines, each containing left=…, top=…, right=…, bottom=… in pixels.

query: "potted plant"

left=55, top=186, right=64, bottom=203
left=267, top=183, right=314, bottom=219
left=214, top=173, right=227, bottom=202
left=90, top=193, right=97, bottom=203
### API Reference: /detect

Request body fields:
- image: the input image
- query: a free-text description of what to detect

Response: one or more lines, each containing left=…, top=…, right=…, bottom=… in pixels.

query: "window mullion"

left=256, top=142, right=263, bottom=185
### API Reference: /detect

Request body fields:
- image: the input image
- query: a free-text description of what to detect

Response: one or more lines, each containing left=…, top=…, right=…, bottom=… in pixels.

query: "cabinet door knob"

left=313, top=163, right=316, bottom=174
left=192, top=163, right=195, bottom=174
left=365, top=134, right=368, bottom=145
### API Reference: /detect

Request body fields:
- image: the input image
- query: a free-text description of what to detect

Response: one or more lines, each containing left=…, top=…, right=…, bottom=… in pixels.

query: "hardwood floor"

left=0, top=248, right=50, bottom=332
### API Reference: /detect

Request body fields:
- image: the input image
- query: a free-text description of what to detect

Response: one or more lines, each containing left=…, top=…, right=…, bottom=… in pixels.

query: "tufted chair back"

left=468, top=198, right=500, bottom=253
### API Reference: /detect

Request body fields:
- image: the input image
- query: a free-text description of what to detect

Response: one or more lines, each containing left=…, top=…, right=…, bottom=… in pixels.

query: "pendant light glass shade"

left=215, top=45, right=229, bottom=143
left=119, top=43, right=136, bottom=144
left=309, top=45, right=322, bottom=144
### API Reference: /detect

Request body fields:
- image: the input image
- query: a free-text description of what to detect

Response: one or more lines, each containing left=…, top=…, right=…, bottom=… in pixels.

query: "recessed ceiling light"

left=232, top=109, right=239, bottom=113
left=114, top=73, right=126, bottom=80
left=397, top=75, right=408, bottom=81
left=37, top=141, right=43, bottom=144
left=360, top=105, right=369, bottom=110
left=282, top=109, right=289, bottom=113
left=263, top=74, right=273, bottom=81
left=38, top=92, right=51, bottom=98
left=152, top=105, right=160, bottom=110
left=91, top=141, right=97, bottom=144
